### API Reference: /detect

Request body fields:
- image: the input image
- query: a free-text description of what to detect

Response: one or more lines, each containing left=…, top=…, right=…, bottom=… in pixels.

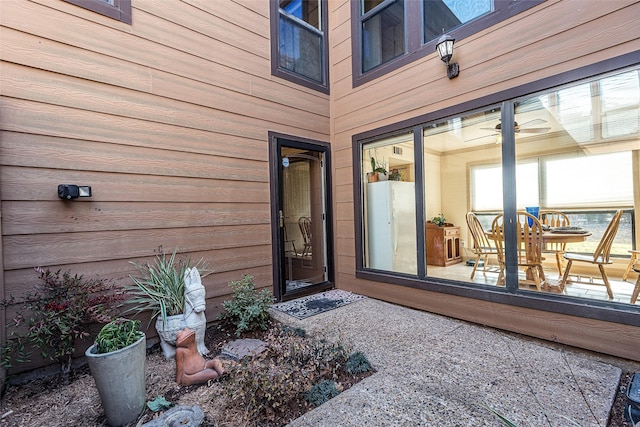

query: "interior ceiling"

left=422, top=107, right=563, bottom=153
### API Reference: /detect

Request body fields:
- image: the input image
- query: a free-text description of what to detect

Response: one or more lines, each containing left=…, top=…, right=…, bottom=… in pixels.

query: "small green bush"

left=282, top=325, right=306, bottom=338
left=345, top=351, right=372, bottom=374
left=218, top=274, right=273, bottom=336
left=304, top=380, right=341, bottom=407
left=95, top=318, right=143, bottom=354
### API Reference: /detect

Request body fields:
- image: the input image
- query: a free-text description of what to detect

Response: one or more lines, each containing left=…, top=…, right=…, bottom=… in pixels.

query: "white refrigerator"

left=366, top=181, right=417, bottom=274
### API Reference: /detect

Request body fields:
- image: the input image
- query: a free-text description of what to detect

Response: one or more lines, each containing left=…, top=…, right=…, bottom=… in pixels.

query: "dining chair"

left=491, top=212, right=547, bottom=291
left=559, top=210, right=623, bottom=299
left=622, top=249, right=640, bottom=281
left=631, top=264, right=640, bottom=304
left=298, top=216, right=313, bottom=262
left=465, top=212, right=499, bottom=280
left=539, top=210, right=571, bottom=276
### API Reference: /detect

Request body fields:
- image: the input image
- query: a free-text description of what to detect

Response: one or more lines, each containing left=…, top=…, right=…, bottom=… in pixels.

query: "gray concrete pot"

left=85, top=334, right=146, bottom=427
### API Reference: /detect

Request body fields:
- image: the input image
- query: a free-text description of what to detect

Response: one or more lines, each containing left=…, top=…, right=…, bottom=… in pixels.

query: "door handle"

left=279, top=210, right=284, bottom=228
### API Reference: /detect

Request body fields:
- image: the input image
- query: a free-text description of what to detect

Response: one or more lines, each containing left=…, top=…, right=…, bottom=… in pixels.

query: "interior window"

left=361, top=133, right=417, bottom=275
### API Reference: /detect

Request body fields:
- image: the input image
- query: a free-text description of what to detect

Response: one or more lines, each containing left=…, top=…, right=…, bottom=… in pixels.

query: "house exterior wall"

left=328, top=0, right=640, bottom=361
left=0, top=0, right=329, bottom=370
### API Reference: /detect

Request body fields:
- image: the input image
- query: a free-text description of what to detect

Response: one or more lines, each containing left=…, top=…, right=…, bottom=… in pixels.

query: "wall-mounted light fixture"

left=58, top=184, right=92, bottom=200
left=435, top=34, right=459, bottom=79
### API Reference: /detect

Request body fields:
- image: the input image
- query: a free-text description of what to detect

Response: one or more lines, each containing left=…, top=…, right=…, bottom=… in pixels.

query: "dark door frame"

left=268, top=131, right=335, bottom=302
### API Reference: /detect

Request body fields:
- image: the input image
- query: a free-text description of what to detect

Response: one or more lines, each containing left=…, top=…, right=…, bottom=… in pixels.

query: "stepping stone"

left=141, top=405, right=204, bottom=427
left=221, top=338, right=267, bottom=360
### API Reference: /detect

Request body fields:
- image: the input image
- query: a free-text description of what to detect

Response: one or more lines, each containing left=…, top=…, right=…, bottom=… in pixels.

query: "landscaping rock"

left=221, top=338, right=267, bottom=360
left=141, top=405, right=204, bottom=427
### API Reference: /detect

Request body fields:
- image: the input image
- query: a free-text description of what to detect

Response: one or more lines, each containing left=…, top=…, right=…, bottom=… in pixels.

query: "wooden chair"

left=559, top=210, right=623, bottom=299
left=631, top=265, right=640, bottom=304
left=298, top=216, right=312, bottom=261
left=622, top=249, right=640, bottom=281
left=465, top=212, right=499, bottom=280
left=539, top=210, right=571, bottom=276
left=491, top=212, right=547, bottom=291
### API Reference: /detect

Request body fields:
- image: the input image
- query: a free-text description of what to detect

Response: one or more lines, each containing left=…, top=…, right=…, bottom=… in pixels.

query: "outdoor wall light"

left=58, top=184, right=92, bottom=200
left=436, top=34, right=459, bottom=79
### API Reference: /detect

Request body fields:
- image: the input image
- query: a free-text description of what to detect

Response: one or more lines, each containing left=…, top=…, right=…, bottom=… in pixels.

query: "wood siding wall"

left=328, top=0, right=640, bottom=361
left=0, top=0, right=329, bottom=372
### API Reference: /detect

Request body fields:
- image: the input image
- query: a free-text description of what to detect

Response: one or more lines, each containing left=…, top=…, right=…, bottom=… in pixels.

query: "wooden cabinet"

left=426, top=224, right=462, bottom=266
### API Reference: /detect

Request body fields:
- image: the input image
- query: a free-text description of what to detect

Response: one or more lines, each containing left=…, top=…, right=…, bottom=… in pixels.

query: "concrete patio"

left=270, top=296, right=638, bottom=427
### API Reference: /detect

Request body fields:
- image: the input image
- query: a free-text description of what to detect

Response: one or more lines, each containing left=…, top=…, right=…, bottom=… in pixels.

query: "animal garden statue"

left=183, top=266, right=209, bottom=356
left=175, top=327, right=223, bottom=386
left=156, top=267, right=210, bottom=359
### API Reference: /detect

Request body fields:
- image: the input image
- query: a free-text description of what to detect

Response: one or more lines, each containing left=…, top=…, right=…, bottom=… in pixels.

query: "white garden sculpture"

left=156, top=267, right=210, bottom=360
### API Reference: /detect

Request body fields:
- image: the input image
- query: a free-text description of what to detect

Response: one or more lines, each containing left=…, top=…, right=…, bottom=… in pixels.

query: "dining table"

left=485, top=228, right=592, bottom=286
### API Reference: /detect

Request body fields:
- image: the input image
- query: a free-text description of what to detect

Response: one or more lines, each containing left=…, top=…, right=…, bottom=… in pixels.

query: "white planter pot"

left=85, top=335, right=146, bottom=427
left=155, top=314, right=208, bottom=360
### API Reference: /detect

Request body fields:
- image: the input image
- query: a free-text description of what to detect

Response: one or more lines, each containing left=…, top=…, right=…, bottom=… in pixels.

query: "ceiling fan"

left=465, top=118, right=551, bottom=143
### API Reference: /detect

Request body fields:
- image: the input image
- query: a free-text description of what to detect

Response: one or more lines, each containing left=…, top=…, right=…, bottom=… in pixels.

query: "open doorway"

left=269, top=132, right=334, bottom=301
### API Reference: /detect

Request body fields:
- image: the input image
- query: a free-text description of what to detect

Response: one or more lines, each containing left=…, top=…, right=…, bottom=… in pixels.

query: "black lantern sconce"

left=435, top=34, right=459, bottom=79
left=58, top=184, right=92, bottom=200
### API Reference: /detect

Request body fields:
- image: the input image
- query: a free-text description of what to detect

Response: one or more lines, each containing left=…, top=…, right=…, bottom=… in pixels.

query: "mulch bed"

left=0, top=321, right=373, bottom=427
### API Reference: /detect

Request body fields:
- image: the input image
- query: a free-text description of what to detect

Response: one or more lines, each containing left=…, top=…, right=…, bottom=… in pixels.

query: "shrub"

left=218, top=274, right=273, bottom=336
left=125, top=246, right=208, bottom=327
left=223, top=324, right=351, bottom=423
left=95, top=318, right=143, bottom=354
left=304, top=380, right=341, bottom=407
left=0, top=267, right=126, bottom=384
left=345, top=351, right=372, bottom=374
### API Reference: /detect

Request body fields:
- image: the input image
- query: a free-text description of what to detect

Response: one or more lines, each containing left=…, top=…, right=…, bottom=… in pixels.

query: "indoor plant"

left=125, top=247, right=209, bottom=359
left=368, top=156, right=388, bottom=182
left=85, top=318, right=146, bottom=427
left=431, top=213, right=447, bottom=226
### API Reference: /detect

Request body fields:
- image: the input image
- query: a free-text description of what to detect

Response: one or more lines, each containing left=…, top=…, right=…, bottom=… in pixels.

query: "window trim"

left=270, top=0, right=330, bottom=94
left=351, top=0, right=545, bottom=87
left=352, top=50, right=640, bottom=327
left=64, top=0, right=132, bottom=24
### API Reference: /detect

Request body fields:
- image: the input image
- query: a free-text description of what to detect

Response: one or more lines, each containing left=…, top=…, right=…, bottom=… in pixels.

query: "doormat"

left=271, top=290, right=366, bottom=319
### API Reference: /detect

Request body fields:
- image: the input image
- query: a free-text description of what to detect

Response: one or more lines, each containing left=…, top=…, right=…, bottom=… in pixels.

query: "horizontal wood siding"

left=0, top=0, right=329, bottom=372
left=329, top=0, right=640, bottom=361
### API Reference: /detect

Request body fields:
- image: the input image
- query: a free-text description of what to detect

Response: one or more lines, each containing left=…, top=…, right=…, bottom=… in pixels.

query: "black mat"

left=271, top=290, right=366, bottom=319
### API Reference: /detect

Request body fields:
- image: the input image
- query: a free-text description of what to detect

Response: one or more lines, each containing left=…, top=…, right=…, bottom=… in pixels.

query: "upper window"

left=361, top=0, right=405, bottom=73
left=271, top=0, right=329, bottom=94
left=352, top=0, right=544, bottom=86
left=64, top=0, right=132, bottom=24
left=423, top=0, right=492, bottom=43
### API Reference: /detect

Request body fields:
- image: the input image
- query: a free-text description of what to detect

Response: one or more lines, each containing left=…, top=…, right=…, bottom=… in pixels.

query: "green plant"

left=388, top=168, right=403, bottom=181
left=125, top=247, right=207, bottom=327
left=305, top=380, right=341, bottom=406
left=431, top=213, right=447, bottom=226
left=370, top=156, right=387, bottom=175
left=95, top=318, right=143, bottom=354
left=0, top=267, right=126, bottom=384
left=344, top=351, right=371, bottom=374
left=218, top=274, right=273, bottom=336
